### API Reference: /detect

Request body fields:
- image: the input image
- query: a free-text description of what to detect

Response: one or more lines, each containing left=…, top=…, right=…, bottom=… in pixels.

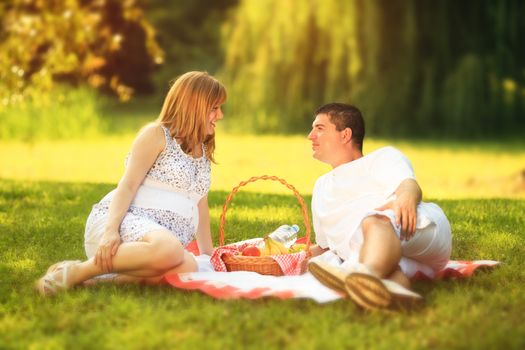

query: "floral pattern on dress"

left=86, top=202, right=195, bottom=247
left=85, top=125, right=211, bottom=247
left=145, top=126, right=211, bottom=198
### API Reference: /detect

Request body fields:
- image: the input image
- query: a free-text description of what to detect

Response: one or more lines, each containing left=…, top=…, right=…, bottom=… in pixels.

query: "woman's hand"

left=195, top=196, right=214, bottom=256
left=95, top=230, right=121, bottom=273
left=94, top=124, right=164, bottom=272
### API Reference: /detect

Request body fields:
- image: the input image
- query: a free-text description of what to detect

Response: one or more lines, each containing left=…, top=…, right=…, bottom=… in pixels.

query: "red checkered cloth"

left=210, top=241, right=308, bottom=276
left=413, top=260, right=500, bottom=280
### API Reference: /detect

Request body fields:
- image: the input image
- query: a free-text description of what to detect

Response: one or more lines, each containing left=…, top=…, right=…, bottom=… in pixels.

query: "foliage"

left=1, top=179, right=524, bottom=349
left=0, top=86, right=104, bottom=141
left=0, top=0, right=163, bottom=105
left=0, top=84, right=164, bottom=141
left=143, top=0, right=238, bottom=89
left=221, top=0, right=525, bottom=137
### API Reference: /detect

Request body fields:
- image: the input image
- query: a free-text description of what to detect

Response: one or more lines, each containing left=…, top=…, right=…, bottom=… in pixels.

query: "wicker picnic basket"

left=218, top=175, right=312, bottom=276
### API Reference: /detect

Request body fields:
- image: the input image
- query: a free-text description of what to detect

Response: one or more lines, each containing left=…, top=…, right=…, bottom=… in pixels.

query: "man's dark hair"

left=315, top=103, right=365, bottom=151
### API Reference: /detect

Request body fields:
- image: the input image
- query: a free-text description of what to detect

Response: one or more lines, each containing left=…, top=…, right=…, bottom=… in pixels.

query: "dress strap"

left=160, top=125, right=173, bottom=144
left=160, top=124, right=205, bottom=159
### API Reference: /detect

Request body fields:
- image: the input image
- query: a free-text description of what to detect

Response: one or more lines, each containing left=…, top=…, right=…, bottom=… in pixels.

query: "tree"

left=0, top=0, right=163, bottom=106
left=221, top=0, right=525, bottom=137
left=144, top=0, right=238, bottom=88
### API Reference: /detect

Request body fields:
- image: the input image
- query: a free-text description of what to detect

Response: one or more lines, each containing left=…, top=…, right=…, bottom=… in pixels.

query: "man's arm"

left=308, top=244, right=329, bottom=257
left=376, top=178, right=421, bottom=240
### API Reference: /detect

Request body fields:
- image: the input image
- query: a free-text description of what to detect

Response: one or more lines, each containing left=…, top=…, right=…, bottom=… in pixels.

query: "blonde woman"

left=36, top=71, right=226, bottom=295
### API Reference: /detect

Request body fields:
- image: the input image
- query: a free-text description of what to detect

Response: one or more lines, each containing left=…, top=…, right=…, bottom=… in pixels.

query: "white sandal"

left=36, top=261, right=78, bottom=296
left=46, top=260, right=81, bottom=275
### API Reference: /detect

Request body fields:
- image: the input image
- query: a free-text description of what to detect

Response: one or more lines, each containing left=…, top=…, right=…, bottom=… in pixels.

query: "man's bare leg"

left=385, top=267, right=410, bottom=289
left=341, top=215, right=420, bottom=309
left=359, top=215, right=403, bottom=280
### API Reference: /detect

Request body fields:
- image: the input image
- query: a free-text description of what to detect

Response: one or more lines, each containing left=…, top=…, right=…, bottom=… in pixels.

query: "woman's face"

left=207, top=104, right=224, bottom=135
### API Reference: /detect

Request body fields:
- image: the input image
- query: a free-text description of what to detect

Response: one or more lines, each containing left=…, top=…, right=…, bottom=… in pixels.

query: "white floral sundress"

left=83, top=126, right=211, bottom=258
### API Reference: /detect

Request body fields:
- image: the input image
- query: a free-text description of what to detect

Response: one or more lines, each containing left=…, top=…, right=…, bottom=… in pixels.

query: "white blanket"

left=166, top=254, right=342, bottom=303
left=163, top=253, right=499, bottom=303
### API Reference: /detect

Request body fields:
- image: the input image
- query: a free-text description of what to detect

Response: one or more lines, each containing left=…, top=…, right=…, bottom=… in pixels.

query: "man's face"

left=307, top=113, right=343, bottom=164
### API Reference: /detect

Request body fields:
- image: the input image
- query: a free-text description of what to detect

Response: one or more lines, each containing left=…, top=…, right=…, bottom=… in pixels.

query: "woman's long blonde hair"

left=157, top=71, right=227, bottom=162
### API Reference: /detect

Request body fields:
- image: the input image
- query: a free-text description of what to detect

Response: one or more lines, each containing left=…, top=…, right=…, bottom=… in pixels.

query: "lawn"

left=0, top=179, right=524, bottom=349
left=1, top=134, right=525, bottom=349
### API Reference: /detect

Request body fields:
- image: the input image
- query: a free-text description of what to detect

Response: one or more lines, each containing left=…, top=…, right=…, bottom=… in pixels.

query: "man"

left=307, top=103, right=452, bottom=310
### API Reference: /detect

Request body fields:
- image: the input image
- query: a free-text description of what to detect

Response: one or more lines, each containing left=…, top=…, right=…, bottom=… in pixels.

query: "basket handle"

left=218, top=175, right=311, bottom=252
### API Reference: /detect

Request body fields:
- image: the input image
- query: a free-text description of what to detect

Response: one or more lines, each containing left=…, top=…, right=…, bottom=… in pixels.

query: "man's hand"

left=375, top=194, right=417, bottom=240
left=375, top=179, right=421, bottom=241
left=95, top=230, right=121, bottom=272
left=308, top=244, right=329, bottom=257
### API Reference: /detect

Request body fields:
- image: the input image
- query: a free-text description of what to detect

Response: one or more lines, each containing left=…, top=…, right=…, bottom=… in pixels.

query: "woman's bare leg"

left=85, top=251, right=198, bottom=285
left=47, top=230, right=186, bottom=286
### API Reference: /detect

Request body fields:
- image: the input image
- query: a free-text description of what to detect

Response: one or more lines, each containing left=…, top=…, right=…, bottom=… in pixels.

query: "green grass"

left=2, top=92, right=525, bottom=348
left=0, top=88, right=104, bottom=141
left=1, top=179, right=524, bottom=349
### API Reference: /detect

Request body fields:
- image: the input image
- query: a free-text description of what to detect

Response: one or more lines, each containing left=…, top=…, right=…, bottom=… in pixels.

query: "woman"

left=36, top=71, right=226, bottom=295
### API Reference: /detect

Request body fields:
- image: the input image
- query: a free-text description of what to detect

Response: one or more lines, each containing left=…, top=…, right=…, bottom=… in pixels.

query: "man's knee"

left=361, top=215, right=401, bottom=253
left=362, top=215, right=393, bottom=234
left=360, top=215, right=402, bottom=275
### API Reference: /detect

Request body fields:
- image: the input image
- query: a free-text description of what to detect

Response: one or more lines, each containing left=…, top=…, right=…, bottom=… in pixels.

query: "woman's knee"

left=181, top=252, right=198, bottom=273
left=144, top=231, right=185, bottom=270
left=162, top=252, right=198, bottom=275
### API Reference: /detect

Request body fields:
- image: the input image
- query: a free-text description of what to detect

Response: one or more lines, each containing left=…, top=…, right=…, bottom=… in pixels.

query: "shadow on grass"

left=2, top=179, right=524, bottom=348
left=0, top=178, right=314, bottom=270
left=2, top=177, right=523, bottom=262
left=1, top=179, right=522, bottom=297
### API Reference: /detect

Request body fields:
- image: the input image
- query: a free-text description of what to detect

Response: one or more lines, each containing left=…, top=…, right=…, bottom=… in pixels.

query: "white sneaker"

left=345, top=272, right=393, bottom=310
left=345, top=272, right=423, bottom=311
left=308, top=260, right=348, bottom=294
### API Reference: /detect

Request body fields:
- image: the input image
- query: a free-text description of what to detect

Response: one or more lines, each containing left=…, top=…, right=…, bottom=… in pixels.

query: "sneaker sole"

left=345, top=272, right=392, bottom=310
left=308, top=261, right=347, bottom=294
left=388, top=292, right=425, bottom=311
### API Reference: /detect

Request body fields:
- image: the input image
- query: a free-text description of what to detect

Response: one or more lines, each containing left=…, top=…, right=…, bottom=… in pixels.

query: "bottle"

left=268, top=224, right=300, bottom=248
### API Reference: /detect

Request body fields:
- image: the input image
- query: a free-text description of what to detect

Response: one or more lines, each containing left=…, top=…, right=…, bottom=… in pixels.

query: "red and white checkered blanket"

left=162, top=239, right=500, bottom=303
